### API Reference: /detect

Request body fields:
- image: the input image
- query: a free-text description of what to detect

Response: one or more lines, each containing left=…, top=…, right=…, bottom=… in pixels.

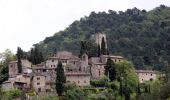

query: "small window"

left=38, top=88, right=41, bottom=92
left=150, top=78, right=153, bottom=81
left=52, top=60, right=54, bottom=62
left=146, top=73, right=147, bottom=75
left=78, top=80, right=80, bottom=83
left=37, top=77, right=40, bottom=80
left=84, top=80, right=86, bottom=83
left=37, top=83, right=40, bottom=85
left=10, top=65, right=13, bottom=67
left=151, top=74, right=152, bottom=76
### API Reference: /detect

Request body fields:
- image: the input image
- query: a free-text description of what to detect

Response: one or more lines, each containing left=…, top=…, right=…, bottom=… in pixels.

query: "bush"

left=90, top=76, right=108, bottom=87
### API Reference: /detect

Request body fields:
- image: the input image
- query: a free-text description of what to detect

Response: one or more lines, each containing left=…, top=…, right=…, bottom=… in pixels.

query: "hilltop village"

left=1, top=33, right=157, bottom=94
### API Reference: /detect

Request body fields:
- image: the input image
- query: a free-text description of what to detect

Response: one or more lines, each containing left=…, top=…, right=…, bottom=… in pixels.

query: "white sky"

left=0, top=0, right=169, bottom=53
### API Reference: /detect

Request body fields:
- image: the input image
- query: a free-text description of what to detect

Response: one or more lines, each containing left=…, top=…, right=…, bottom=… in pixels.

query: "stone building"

left=95, top=32, right=107, bottom=48
left=89, top=55, right=124, bottom=79
left=2, top=73, right=32, bottom=91
left=136, top=70, right=157, bottom=83
left=32, top=73, right=47, bottom=92
left=8, top=59, right=32, bottom=77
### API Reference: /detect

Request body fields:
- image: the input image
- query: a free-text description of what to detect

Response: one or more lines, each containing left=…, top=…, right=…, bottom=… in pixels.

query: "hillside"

left=34, top=5, right=170, bottom=70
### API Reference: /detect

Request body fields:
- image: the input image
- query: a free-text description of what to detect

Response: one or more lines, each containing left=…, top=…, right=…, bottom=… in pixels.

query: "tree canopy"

left=34, top=5, right=170, bottom=71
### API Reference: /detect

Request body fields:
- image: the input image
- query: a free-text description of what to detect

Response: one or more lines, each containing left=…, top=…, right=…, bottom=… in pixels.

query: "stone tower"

left=95, top=32, right=107, bottom=49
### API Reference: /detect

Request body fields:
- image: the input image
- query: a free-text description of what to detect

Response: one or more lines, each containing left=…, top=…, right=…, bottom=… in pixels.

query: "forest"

left=34, top=5, right=170, bottom=71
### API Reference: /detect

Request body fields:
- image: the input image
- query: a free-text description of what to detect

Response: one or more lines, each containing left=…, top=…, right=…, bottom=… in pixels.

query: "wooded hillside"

left=34, top=5, right=170, bottom=70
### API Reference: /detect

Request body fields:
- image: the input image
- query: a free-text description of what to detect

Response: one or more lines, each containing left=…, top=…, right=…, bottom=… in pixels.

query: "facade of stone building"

left=66, top=72, right=91, bottom=86
left=136, top=70, right=157, bottom=83
left=95, top=32, right=107, bottom=49
left=32, top=74, right=46, bottom=92
left=89, top=55, right=124, bottom=79
left=8, top=59, right=32, bottom=77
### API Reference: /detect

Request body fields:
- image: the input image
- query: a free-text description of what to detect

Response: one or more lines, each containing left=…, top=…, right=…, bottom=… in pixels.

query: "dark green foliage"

left=17, top=47, right=23, bottom=73
left=105, top=58, right=116, bottom=81
left=78, top=40, right=98, bottom=58
left=29, top=46, right=44, bottom=65
left=101, top=37, right=107, bottom=55
left=34, top=5, right=170, bottom=71
left=137, top=82, right=141, bottom=95
left=56, top=61, right=66, bottom=96
left=97, top=45, right=101, bottom=57
left=90, top=76, right=108, bottom=87
left=0, top=49, right=15, bottom=84
left=79, top=41, right=87, bottom=58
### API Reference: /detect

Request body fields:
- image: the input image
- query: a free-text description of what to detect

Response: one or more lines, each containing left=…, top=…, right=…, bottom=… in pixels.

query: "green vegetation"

left=55, top=61, right=66, bottom=96
left=101, top=37, right=107, bottom=55
left=0, top=49, right=16, bottom=84
left=16, top=47, right=23, bottom=73
left=34, top=5, right=170, bottom=71
left=29, top=46, right=44, bottom=65
left=0, top=88, right=23, bottom=100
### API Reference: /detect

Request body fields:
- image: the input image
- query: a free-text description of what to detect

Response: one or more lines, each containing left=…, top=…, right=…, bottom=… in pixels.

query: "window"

left=151, top=74, right=152, bottom=76
left=38, top=88, right=41, bottom=92
left=150, top=78, right=153, bottom=81
left=10, top=65, right=13, bottom=67
left=84, top=80, right=86, bottom=83
left=37, top=83, right=40, bottom=85
left=52, top=60, right=54, bottom=62
left=99, top=70, right=101, bottom=76
left=78, top=80, right=80, bottom=83
left=37, top=77, right=40, bottom=80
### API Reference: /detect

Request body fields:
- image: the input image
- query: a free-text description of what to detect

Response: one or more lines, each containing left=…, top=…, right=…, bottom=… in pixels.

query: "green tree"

left=105, top=58, right=116, bottom=81
left=116, top=61, right=138, bottom=98
left=79, top=41, right=86, bottom=58
left=29, top=46, right=44, bottom=65
left=101, top=37, right=107, bottom=55
left=56, top=61, right=66, bottom=96
left=0, top=49, right=15, bottom=84
left=16, top=47, right=23, bottom=73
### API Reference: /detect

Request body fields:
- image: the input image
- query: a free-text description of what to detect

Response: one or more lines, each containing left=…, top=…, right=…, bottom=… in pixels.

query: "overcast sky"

left=0, top=0, right=169, bottom=53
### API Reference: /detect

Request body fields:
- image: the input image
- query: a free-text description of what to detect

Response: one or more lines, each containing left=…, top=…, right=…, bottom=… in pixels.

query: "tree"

left=16, top=47, right=23, bottom=73
left=29, top=46, right=44, bottom=65
left=98, top=45, right=101, bottom=57
left=101, top=37, right=107, bottom=55
left=0, top=49, right=16, bottom=84
left=79, top=41, right=86, bottom=58
left=56, top=61, right=66, bottom=96
left=105, top=58, right=116, bottom=81
left=116, top=61, right=138, bottom=98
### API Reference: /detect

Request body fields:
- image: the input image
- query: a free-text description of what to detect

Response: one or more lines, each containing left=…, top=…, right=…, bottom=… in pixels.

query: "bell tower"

left=95, top=32, right=107, bottom=49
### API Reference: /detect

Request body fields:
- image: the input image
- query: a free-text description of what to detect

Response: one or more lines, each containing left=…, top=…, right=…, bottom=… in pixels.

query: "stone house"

left=2, top=74, right=32, bottom=91
left=65, top=72, right=91, bottom=86
left=136, top=70, right=157, bottom=83
left=32, top=73, right=47, bottom=92
left=89, top=55, right=124, bottom=79
left=8, top=59, right=32, bottom=77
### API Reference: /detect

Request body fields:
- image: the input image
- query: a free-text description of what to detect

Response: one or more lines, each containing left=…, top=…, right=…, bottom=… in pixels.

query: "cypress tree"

left=29, top=47, right=44, bottom=65
left=17, top=47, right=22, bottom=73
left=105, top=58, right=116, bottom=81
left=56, top=61, right=66, bottom=96
left=101, top=37, right=107, bottom=55
left=79, top=41, right=86, bottom=58
left=98, top=45, right=101, bottom=57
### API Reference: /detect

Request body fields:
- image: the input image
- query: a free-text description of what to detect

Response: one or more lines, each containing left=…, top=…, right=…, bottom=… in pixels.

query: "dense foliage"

left=0, top=49, right=16, bottom=84
left=55, top=61, right=66, bottom=96
left=35, top=5, right=170, bottom=70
